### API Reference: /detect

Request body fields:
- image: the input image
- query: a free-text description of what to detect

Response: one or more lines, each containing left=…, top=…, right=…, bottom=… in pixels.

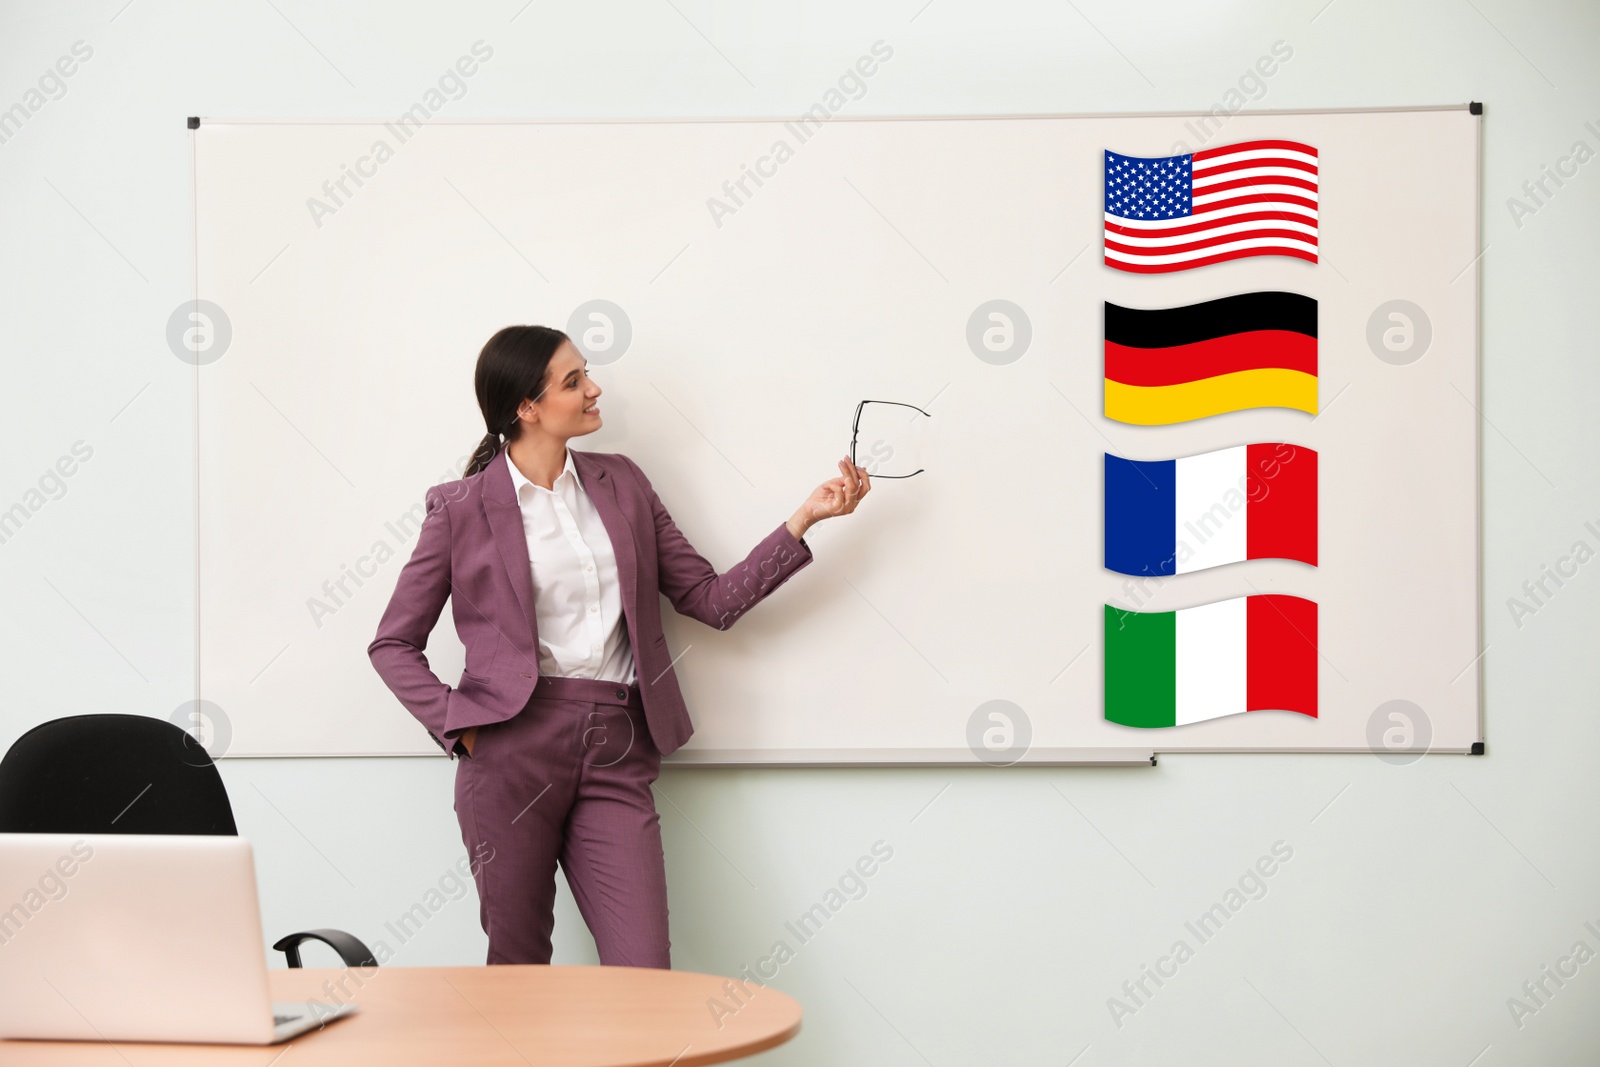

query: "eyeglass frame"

left=850, top=399, right=931, bottom=478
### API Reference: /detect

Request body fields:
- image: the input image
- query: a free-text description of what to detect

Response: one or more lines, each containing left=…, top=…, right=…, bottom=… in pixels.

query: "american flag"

left=1103, top=140, right=1318, bottom=273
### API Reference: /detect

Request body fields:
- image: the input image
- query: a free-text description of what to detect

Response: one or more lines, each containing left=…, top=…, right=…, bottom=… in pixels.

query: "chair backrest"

left=0, top=714, right=237, bottom=835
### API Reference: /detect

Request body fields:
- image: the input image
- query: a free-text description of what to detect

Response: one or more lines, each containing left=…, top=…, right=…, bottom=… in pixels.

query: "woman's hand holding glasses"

left=789, top=455, right=871, bottom=541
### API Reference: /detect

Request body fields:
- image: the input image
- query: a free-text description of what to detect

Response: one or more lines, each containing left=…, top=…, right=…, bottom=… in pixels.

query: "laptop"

left=0, top=833, right=359, bottom=1045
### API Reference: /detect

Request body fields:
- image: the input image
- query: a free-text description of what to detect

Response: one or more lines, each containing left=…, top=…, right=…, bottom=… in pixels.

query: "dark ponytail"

left=463, top=325, right=570, bottom=478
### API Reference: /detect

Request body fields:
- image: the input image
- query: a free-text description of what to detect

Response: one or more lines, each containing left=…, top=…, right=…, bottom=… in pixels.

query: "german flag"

left=1104, top=292, right=1317, bottom=425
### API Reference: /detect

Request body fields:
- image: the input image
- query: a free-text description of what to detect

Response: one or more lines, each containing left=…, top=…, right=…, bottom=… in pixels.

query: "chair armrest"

left=272, top=928, right=378, bottom=969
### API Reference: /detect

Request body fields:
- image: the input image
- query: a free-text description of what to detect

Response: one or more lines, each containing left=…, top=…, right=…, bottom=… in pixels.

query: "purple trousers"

left=453, top=674, right=670, bottom=968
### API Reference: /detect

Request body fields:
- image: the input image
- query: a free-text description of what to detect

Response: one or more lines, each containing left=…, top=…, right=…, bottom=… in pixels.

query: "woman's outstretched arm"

left=623, top=455, right=814, bottom=631
left=624, top=453, right=869, bottom=631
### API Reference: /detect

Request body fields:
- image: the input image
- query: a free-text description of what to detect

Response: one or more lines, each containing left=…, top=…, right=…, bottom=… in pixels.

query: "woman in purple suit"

left=368, top=325, right=869, bottom=968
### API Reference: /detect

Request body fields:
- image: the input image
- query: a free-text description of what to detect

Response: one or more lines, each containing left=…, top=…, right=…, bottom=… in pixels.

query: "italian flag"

left=1104, top=595, right=1318, bottom=727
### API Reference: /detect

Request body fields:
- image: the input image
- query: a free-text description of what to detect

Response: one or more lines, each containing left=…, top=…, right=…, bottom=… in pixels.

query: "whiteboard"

left=190, top=108, right=1482, bottom=762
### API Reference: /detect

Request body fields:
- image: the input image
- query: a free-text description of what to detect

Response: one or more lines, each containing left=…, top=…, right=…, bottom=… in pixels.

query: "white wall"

left=2, top=1, right=1596, bottom=1063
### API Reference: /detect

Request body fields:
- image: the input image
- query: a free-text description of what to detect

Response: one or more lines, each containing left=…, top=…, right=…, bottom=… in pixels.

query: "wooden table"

left=0, top=965, right=802, bottom=1065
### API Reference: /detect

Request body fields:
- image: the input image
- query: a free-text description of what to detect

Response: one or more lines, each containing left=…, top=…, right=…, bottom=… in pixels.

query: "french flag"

left=1104, top=444, right=1317, bottom=577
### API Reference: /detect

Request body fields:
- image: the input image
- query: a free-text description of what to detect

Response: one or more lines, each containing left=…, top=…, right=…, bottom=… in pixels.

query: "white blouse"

left=504, top=448, right=636, bottom=685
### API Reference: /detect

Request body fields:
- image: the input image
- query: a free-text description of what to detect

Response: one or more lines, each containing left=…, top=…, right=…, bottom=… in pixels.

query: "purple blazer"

left=368, top=447, right=814, bottom=760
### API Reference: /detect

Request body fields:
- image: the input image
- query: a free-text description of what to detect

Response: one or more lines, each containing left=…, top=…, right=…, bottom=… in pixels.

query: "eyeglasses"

left=850, top=399, right=931, bottom=478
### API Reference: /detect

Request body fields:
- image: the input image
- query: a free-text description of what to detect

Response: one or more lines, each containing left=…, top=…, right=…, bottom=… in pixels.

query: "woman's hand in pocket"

left=462, top=726, right=479, bottom=757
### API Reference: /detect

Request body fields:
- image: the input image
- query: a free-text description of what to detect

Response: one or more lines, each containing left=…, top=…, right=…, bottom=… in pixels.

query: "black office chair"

left=0, top=713, right=376, bottom=969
